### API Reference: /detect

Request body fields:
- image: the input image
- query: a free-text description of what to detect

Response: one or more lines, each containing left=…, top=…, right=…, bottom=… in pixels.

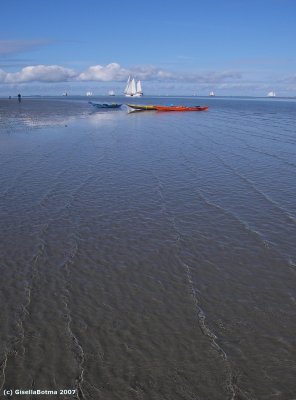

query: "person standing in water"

left=17, top=93, right=21, bottom=102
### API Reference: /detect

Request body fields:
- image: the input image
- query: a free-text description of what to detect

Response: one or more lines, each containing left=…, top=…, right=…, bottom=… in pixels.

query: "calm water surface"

left=0, top=97, right=296, bottom=399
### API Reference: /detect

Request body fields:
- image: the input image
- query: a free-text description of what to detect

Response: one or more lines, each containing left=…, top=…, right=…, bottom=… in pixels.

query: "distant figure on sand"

left=18, top=93, right=21, bottom=102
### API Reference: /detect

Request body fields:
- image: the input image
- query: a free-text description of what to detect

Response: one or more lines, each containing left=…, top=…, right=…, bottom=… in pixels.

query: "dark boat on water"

left=89, top=102, right=122, bottom=109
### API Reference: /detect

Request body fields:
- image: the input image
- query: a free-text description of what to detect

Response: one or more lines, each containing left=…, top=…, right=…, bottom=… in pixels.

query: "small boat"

left=155, top=105, right=209, bottom=112
left=108, top=90, right=115, bottom=96
left=127, top=104, right=156, bottom=110
left=209, top=91, right=215, bottom=97
left=89, top=102, right=121, bottom=109
left=267, top=91, right=276, bottom=97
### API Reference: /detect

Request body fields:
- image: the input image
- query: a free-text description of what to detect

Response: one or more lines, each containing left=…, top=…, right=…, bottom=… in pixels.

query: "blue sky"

left=0, top=0, right=295, bottom=96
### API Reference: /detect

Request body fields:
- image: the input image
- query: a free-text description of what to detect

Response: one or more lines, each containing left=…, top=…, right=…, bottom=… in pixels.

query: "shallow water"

left=0, top=97, right=296, bottom=399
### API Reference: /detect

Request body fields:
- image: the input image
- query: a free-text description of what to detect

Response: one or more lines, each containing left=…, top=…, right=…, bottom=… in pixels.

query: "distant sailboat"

left=86, top=91, right=93, bottom=97
left=267, top=91, right=276, bottom=97
left=209, top=91, right=215, bottom=97
left=108, top=90, right=115, bottom=96
left=124, top=76, right=143, bottom=97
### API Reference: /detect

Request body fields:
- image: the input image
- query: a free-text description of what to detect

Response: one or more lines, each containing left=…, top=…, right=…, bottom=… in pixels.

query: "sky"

left=0, top=0, right=296, bottom=96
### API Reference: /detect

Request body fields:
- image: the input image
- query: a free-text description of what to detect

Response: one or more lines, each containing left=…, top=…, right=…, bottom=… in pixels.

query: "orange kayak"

left=155, top=105, right=209, bottom=112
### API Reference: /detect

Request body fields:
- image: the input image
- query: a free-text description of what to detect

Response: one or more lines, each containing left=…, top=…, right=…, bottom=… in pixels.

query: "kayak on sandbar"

left=127, top=104, right=157, bottom=110
left=155, top=105, right=209, bottom=112
left=89, top=102, right=122, bottom=109
left=127, top=104, right=209, bottom=112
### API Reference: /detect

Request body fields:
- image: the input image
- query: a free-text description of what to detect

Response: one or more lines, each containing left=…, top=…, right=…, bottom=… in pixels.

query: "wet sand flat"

left=0, top=97, right=296, bottom=399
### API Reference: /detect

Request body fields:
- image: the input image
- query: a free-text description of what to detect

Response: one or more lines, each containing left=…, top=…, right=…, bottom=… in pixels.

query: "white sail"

left=125, top=80, right=132, bottom=96
left=209, top=91, right=215, bottom=96
left=267, top=91, right=276, bottom=97
left=126, top=78, right=136, bottom=96
left=125, top=76, right=143, bottom=96
left=124, top=76, right=131, bottom=94
left=136, top=80, right=142, bottom=94
left=108, top=90, right=115, bottom=96
left=130, top=78, right=136, bottom=94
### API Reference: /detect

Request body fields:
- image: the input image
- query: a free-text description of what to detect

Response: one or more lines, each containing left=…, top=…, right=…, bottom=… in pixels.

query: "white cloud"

left=128, top=65, right=174, bottom=80
left=123, top=67, right=241, bottom=83
left=76, top=63, right=174, bottom=82
left=76, top=63, right=242, bottom=83
left=173, top=71, right=242, bottom=83
left=0, top=69, right=6, bottom=81
left=77, top=63, right=128, bottom=81
left=1, top=65, right=76, bottom=83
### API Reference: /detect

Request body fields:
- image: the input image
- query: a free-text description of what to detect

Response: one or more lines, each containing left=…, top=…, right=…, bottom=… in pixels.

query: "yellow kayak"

left=127, top=104, right=157, bottom=110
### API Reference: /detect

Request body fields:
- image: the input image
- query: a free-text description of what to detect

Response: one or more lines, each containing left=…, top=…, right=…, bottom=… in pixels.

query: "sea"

left=0, top=96, right=296, bottom=400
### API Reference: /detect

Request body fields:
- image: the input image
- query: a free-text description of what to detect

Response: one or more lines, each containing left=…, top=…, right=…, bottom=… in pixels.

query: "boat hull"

left=155, top=105, right=209, bottom=112
left=89, top=102, right=122, bottom=109
left=128, top=104, right=157, bottom=110
left=125, top=94, right=143, bottom=97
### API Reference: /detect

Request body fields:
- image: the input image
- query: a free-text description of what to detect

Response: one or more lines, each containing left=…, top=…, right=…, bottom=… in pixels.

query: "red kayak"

left=155, top=105, right=209, bottom=112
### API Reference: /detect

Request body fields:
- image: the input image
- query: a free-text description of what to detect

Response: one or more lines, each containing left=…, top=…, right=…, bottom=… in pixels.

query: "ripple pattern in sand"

left=0, top=98, right=296, bottom=399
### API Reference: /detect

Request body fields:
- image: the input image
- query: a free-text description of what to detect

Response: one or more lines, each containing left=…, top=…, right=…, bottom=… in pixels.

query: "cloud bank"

left=0, top=62, right=242, bottom=85
left=3, top=62, right=292, bottom=95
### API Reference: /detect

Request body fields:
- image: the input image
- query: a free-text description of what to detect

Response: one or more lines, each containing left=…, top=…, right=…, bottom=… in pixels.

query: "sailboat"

left=209, top=91, right=215, bottom=97
left=108, top=90, right=115, bottom=96
left=267, top=91, right=276, bottom=97
left=124, top=76, right=143, bottom=97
